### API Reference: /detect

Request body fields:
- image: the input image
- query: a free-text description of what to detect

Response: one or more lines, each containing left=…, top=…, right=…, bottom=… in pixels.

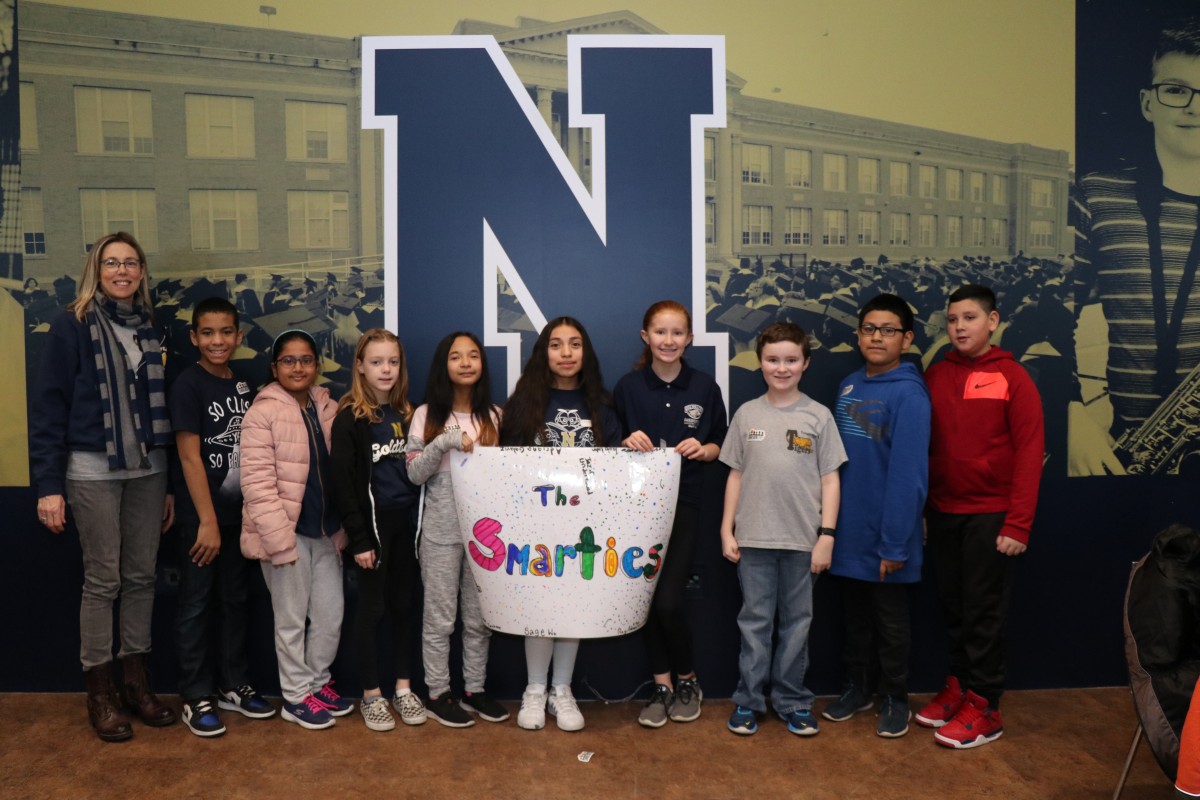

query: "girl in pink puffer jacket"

left=241, top=329, right=351, bottom=730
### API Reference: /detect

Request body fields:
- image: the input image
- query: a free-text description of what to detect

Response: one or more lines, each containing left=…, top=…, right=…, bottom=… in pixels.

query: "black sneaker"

left=427, top=694, right=476, bottom=728
left=218, top=684, right=277, bottom=719
left=876, top=695, right=911, bottom=738
left=823, top=685, right=873, bottom=722
left=182, top=697, right=227, bottom=738
left=461, top=692, right=510, bottom=722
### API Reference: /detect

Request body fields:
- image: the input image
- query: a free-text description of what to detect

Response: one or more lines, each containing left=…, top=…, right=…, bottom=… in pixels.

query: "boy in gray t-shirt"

left=719, top=322, right=847, bottom=737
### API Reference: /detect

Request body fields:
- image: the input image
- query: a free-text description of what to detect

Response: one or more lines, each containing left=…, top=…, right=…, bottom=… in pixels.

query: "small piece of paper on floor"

left=578, top=751, right=594, bottom=763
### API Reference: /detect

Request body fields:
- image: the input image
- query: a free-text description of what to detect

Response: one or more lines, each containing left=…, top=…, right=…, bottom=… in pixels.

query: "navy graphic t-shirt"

left=168, top=363, right=255, bottom=525
left=535, top=388, right=621, bottom=447
left=371, top=405, right=419, bottom=510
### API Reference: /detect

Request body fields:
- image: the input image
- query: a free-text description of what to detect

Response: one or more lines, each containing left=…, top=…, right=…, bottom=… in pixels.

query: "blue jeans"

left=732, top=547, right=815, bottom=715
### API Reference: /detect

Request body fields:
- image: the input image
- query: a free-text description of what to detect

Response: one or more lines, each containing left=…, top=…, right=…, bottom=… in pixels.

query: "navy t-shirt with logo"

left=370, top=405, right=419, bottom=511
left=613, top=361, right=729, bottom=507
left=535, top=388, right=622, bottom=449
left=168, top=363, right=255, bottom=526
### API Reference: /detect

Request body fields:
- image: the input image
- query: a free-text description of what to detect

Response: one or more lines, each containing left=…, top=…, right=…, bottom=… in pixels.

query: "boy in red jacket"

left=917, top=284, right=1044, bottom=749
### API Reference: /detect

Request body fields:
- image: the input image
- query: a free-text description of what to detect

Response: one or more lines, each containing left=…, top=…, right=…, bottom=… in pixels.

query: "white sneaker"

left=393, top=691, right=427, bottom=726
left=548, top=684, right=584, bottom=732
left=517, top=684, right=547, bottom=730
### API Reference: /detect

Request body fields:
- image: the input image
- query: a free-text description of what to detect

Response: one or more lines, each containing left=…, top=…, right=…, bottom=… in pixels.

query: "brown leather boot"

left=84, top=663, right=133, bottom=742
left=119, top=653, right=177, bottom=727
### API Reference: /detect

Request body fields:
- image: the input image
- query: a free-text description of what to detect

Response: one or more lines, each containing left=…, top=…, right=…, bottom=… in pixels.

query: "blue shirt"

left=613, top=361, right=728, bottom=507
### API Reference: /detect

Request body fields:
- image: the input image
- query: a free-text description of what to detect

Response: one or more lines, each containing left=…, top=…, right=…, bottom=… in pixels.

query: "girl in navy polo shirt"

left=501, top=316, right=621, bottom=732
left=613, top=300, right=728, bottom=728
left=331, top=329, right=424, bottom=732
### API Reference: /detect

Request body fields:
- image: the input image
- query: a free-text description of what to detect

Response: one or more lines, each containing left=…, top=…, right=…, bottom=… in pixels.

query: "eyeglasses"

left=858, top=323, right=903, bottom=338
left=1152, top=83, right=1200, bottom=108
left=100, top=258, right=143, bottom=272
left=275, top=356, right=317, bottom=367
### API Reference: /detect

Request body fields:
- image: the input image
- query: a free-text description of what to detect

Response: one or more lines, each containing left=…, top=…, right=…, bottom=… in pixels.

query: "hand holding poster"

left=450, top=447, right=680, bottom=638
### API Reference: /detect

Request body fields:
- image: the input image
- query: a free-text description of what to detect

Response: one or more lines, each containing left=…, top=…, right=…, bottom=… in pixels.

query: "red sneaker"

left=933, top=690, right=1003, bottom=749
left=915, top=675, right=965, bottom=728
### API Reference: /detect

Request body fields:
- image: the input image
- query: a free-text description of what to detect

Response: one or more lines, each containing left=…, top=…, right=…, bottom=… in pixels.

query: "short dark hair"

left=756, top=321, right=810, bottom=361
left=948, top=284, right=996, bottom=314
left=1152, top=16, right=1200, bottom=81
left=191, top=296, right=239, bottom=329
left=858, top=293, right=914, bottom=332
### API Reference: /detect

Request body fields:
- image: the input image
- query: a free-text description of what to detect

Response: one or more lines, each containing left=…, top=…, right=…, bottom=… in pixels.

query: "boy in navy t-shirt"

left=170, top=297, right=275, bottom=736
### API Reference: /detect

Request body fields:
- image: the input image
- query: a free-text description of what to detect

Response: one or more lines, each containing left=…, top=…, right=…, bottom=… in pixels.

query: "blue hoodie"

left=830, top=361, right=930, bottom=584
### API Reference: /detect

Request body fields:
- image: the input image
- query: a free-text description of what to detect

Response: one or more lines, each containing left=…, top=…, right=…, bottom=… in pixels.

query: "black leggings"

left=643, top=503, right=699, bottom=677
left=353, top=508, right=420, bottom=690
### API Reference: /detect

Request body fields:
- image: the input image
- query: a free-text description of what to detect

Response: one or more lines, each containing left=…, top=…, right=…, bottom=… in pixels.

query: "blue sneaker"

left=281, top=695, right=335, bottom=730
left=219, top=684, right=276, bottom=719
left=313, top=681, right=354, bottom=717
left=182, top=697, right=226, bottom=738
left=780, top=708, right=820, bottom=736
left=727, top=705, right=758, bottom=735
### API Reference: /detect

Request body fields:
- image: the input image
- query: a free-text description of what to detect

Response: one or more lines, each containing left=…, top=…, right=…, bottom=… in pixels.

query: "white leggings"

left=524, top=636, right=580, bottom=688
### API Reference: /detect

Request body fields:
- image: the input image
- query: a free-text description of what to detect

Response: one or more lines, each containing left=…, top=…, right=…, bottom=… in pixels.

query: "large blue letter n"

left=364, top=35, right=727, bottom=397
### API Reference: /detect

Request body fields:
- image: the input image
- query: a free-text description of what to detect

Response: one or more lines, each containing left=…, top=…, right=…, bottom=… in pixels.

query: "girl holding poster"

left=500, top=316, right=622, bottom=731
left=405, top=332, right=508, bottom=728
left=331, top=329, right=424, bottom=731
left=613, top=300, right=728, bottom=728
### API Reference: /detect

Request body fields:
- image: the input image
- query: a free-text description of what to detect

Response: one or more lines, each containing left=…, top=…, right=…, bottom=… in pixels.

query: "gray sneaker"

left=823, top=685, right=873, bottom=722
left=877, top=695, right=911, bottom=738
left=669, top=678, right=703, bottom=722
left=638, top=684, right=673, bottom=728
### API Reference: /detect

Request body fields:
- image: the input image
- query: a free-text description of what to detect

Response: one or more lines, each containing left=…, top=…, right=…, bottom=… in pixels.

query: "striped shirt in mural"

left=1074, top=169, right=1200, bottom=431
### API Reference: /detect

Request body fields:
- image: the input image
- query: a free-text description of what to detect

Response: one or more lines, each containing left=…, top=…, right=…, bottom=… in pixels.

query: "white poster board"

left=450, top=447, right=681, bottom=638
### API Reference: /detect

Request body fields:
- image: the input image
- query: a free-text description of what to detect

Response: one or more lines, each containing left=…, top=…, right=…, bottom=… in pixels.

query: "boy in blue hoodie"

left=824, top=293, right=931, bottom=738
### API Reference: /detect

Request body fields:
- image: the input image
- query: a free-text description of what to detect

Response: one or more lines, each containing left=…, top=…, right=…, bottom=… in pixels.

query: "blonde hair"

left=69, top=232, right=154, bottom=322
left=338, top=328, right=413, bottom=423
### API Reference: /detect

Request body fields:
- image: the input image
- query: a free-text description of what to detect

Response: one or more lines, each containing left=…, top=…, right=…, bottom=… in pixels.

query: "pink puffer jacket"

left=240, top=382, right=347, bottom=565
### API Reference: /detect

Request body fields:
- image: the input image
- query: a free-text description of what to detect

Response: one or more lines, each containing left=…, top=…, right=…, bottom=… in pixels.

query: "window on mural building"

left=890, top=213, right=910, bottom=246
left=186, top=94, right=255, bottom=159
left=75, top=87, right=153, bottom=155
left=857, top=211, right=879, bottom=245
left=742, top=143, right=771, bottom=185
left=785, top=207, right=811, bottom=245
left=80, top=189, right=158, bottom=251
left=785, top=148, right=811, bottom=188
left=918, top=165, right=937, bottom=199
left=190, top=190, right=259, bottom=251
left=858, top=158, right=879, bottom=194
left=288, top=191, right=349, bottom=249
left=22, top=188, right=45, bottom=255
left=890, top=162, right=910, bottom=196
left=823, top=210, right=847, bottom=245
left=946, top=168, right=962, bottom=201
left=823, top=154, right=847, bottom=192
left=742, top=205, right=772, bottom=246
left=285, top=101, right=347, bottom=162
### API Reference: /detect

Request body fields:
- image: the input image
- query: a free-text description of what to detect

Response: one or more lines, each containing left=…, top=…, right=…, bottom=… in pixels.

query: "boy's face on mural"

left=1142, top=52, right=1200, bottom=162
left=946, top=299, right=999, bottom=360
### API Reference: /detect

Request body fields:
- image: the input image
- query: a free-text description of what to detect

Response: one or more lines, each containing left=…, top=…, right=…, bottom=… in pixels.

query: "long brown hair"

left=69, top=232, right=154, bottom=322
left=421, top=331, right=498, bottom=446
left=338, top=328, right=413, bottom=423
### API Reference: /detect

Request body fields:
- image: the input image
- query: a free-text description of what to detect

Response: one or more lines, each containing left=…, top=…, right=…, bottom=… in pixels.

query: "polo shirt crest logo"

left=785, top=429, right=813, bottom=454
left=683, top=403, right=703, bottom=429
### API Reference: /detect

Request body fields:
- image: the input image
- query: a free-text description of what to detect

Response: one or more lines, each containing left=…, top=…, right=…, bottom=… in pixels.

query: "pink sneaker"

left=915, top=675, right=965, bottom=728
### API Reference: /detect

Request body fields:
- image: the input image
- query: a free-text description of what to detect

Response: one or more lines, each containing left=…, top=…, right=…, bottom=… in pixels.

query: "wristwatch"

left=817, top=526, right=836, bottom=539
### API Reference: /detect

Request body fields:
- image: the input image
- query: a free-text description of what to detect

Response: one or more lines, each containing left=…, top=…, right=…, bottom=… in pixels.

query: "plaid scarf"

left=87, top=292, right=170, bottom=471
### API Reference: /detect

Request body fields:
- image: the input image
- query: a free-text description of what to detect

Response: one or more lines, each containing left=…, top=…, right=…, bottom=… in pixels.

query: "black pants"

left=175, top=520, right=257, bottom=701
left=925, top=510, right=1014, bottom=709
left=354, top=507, right=420, bottom=690
left=839, top=576, right=912, bottom=700
left=644, top=503, right=699, bottom=677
